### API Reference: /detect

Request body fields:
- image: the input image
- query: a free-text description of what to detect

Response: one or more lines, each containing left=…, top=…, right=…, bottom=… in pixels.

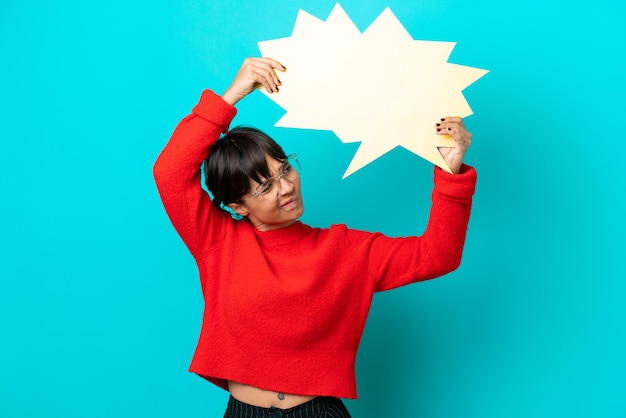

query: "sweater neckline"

left=252, top=221, right=311, bottom=248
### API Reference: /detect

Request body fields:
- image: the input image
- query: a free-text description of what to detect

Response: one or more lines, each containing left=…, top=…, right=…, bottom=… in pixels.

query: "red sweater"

left=153, top=90, right=477, bottom=399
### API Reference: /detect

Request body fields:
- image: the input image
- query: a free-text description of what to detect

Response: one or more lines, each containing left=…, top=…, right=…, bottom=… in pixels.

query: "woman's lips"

left=281, top=198, right=298, bottom=210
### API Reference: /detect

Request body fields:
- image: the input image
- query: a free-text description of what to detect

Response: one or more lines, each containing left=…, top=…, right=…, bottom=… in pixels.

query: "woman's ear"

left=219, top=202, right=245, bottom=221
left=226, top=202, right=249, bottom=217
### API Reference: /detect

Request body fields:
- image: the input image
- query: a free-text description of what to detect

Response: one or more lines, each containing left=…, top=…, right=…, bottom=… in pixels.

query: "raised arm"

left=153, top=91, right=236, bottom=255
left=153, top=58, right=286, bottom=256
left=370, top=117, right=477, bottom=291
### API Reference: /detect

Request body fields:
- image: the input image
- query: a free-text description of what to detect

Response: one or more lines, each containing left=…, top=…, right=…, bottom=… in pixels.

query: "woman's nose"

left=277, top=176, right=294, bottom=195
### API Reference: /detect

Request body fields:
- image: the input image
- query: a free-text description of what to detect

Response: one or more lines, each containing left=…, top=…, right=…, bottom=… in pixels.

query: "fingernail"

left=436, top=128, right=441, bottom=132
left=441, top=118, right=446, bottom=121
left=277, top=79, right=282, bottom=85
left=436, top=123, right=441, bottom=127
left=447, top=127, right=451, bottom=131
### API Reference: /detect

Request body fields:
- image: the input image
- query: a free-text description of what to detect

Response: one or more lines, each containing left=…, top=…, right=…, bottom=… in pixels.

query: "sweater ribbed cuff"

left=192, top=90, right=238, bottom=133
left=433, top=164, right=477, bottom=199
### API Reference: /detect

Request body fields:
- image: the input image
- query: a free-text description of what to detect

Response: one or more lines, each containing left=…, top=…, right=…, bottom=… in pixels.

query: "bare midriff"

left=227, top=381, right=317, bottom=409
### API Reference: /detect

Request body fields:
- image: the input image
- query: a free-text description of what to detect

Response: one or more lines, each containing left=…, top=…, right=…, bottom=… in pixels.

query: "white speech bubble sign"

left=258, top=3, right=488, bottom=178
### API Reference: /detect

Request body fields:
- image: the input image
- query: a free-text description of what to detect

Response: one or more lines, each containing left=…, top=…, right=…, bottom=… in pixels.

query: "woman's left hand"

left=435, top=117, right=472, bottom=174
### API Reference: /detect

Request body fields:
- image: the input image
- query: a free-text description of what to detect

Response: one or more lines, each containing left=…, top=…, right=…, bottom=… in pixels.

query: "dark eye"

left=259, top=180, right=274, bottom=195
left=282, top=163, right=292, bottom=174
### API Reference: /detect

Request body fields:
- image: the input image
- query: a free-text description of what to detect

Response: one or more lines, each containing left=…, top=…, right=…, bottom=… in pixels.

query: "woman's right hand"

left=222, top=57, right=286, bottom=106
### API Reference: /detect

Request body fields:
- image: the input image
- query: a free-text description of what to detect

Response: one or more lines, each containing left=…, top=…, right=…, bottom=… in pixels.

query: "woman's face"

left=228, top=155, right=304, bottom=231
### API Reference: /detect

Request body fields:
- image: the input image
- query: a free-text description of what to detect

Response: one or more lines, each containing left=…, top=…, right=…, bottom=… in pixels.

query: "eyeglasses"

left=244, top=154, right=301, bottom=200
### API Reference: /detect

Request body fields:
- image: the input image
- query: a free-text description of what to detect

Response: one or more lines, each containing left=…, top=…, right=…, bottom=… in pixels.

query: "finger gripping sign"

left=257, top=3, right=488, bottom=178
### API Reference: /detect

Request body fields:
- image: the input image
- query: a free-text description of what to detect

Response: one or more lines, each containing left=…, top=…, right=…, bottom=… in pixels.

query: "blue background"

left=1, top=0, right=624, bottom=417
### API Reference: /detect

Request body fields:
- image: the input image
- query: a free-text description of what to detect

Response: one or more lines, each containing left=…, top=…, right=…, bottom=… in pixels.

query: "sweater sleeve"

left=153, top=90, right=237, bottom=256
left=371, top=164, right=477, bottom=292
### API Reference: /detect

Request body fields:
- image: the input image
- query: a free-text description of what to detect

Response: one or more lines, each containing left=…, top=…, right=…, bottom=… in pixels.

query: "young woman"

left=154, top=57, right=477, bottom=418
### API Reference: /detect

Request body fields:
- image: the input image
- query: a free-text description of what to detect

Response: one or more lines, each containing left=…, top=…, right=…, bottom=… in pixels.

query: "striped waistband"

left=224, top=395, right=351, bottom=418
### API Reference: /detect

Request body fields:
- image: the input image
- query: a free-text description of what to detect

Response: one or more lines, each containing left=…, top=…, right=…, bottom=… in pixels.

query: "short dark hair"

left=204, top=126, right=287, bottom=211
